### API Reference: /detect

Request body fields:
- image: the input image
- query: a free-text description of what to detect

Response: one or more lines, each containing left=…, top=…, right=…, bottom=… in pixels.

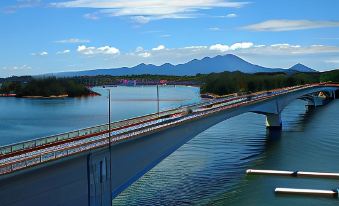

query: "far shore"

left=22, top=94, right=69, bottom=99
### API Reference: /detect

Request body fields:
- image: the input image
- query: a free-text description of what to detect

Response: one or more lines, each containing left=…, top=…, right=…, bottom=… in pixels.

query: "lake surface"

left=1, top=86, right=339, bottom=205
left=0, top=86, right=200, bottom=146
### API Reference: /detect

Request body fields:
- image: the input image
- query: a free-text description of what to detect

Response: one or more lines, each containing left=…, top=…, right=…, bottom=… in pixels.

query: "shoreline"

left=21, top=94, right=69, bottom=99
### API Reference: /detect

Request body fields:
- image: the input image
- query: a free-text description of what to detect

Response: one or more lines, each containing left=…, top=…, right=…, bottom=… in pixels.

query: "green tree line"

left=199, top=71, right=322, bottom=95
left=1, top=70, right=339, bottom=97
left=0, top=77, right=95, bottom=97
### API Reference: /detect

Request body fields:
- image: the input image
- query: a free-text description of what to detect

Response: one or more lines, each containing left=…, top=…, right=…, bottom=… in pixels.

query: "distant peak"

left=289, top=63, right=317, bottom=73
left=162, top=63, right=173, bottom=66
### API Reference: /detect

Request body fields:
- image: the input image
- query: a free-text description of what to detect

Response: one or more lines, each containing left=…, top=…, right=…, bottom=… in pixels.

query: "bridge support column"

left=265, top=113, right=282, bottom=130
left=88, top=149, right=112, bottom=206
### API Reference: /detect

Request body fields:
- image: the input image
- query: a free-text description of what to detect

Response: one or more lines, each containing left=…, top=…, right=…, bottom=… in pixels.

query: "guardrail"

left=0, top=135, right=110, bottom=175
left=0, top=97, right=249, bottom=175
left=0, top=83, right=332, bottom=158
left=0, top=107, right=185, bottom=158
left=0, top=83, right=338, bottom=176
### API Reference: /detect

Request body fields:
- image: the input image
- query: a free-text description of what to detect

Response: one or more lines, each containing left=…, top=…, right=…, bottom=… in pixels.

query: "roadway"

left=0, top=83, right=337, bottom=176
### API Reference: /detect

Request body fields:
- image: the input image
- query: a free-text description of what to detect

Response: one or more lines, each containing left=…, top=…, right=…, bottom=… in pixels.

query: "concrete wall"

left=0, top=154, right=90, bottom=206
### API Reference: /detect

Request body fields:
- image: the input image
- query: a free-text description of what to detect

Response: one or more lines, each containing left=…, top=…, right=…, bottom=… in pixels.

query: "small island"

left=0, top=77, right=99, bottom=98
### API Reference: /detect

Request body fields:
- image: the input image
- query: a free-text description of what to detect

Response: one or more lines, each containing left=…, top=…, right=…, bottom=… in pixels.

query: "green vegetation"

left=71, top=70, right=337, bottom=96
left=0, top=77, right=96, bottom=97
left=1, top=69, right=338, bottom=97
left=0, top=81, right=22, bottom=94
left=319, top=70, right=339, bottom=82
left=199, top=71, right=321, bottom=95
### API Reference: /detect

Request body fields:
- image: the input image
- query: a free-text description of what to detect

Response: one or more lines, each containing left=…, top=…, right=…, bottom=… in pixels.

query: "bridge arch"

left=248, top=86, right=338, bottom=129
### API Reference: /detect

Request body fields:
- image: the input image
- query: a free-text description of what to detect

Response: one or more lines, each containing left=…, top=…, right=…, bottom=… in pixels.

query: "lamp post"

left=157, top=84, right=160, bottom=117
left=107, top=88, right=112, bottom=201
left=108, top=89, right=111, bottom=141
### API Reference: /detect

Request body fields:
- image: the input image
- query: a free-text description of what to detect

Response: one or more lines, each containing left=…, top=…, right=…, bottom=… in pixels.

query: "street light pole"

left=107, top=89, right=112, bottom=202
left=108, top=89, right=111, bottom=141
left=157, top=84, right=160, bottom=117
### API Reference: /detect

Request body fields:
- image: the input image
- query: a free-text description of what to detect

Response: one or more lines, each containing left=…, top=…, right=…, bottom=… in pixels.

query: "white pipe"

left=275, top=188, right=338, bottom=198
left=246, top=169, right=339, bottom=179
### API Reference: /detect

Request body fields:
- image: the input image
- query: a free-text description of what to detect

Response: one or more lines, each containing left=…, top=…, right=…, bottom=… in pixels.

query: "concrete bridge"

left=0, top=83, right=338, bottom=206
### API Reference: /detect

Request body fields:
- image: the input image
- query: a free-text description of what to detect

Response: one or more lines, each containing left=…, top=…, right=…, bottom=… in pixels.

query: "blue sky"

left=1, top=0, right=339, bottom=77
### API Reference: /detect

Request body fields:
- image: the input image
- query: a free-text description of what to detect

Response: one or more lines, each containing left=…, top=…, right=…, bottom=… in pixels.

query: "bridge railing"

left=0, top=83, right=320, bottom=157
left=0, top=107, right=185, bottom=158
left=0, top=83, right=336, bottom=157
left=0, top=134, right=110, bottom=175
left=0, top=82, right=318, bottom=158
left=0, top=83, right=337, bottom=175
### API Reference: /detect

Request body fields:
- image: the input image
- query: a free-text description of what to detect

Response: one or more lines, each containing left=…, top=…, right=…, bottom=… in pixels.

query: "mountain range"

left=53, top=54, right=317, bottom=77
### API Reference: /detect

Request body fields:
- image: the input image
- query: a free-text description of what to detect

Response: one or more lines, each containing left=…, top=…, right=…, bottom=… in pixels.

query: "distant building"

left=121, top=79, right=137, bottom=86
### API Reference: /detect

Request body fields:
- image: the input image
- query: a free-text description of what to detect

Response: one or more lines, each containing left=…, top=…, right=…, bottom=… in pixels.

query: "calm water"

left=1, top=86, right=339, bottom=205
left=0, top=86, right=200, bottom=146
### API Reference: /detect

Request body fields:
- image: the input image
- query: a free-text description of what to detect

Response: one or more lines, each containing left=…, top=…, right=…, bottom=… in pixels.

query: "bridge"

left=0, top=83, right=338, bottom=206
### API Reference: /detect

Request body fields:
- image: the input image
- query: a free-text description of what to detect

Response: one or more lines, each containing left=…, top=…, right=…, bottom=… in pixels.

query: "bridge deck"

left=0, top=83, right=338, bottom=176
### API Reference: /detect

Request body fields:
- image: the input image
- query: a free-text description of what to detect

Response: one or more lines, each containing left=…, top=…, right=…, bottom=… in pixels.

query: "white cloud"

left=97, top=46, right=120, bottom=54
left=243, top=20, right=339, bottom=32
left=270, top=44, right=300, bottom=49
left=209, top=44, right=229, bottom=52
left=152, top=45, right=166, bottom=51
left=138, top=52, right=152, bottom=58
left=230, top=42, right=253, bottom=50
left=57, top=49, right=71, bottom=54
left=226, top=13, right=237, bottom=18
left=184, top=46, right=208, bottom=49
left=77, top=45, right=94, bottom=55
left=77, top=45, right=120, bottom=55
left=31, top=51, right=48, bottom=56
left=209, top=42, right=253, bottom=52
left=55, top=38, right=90, bottom=43
left=51, top=0, right=249, bottom=22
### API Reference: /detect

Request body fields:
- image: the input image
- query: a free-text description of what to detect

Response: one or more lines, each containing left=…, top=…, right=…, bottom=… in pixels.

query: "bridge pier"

left=306, top=95, right=327, bottom=109
left=88, top=149, right=111, bottom=206
left=265, top=113, right=282, bottom=130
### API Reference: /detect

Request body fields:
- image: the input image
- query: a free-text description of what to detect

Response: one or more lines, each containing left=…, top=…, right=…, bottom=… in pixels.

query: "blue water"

left=1, top=86, right=338, bottom=205
left=112, top=98, right=339, bottom=206
left=0, top=86, right=200, bottom=145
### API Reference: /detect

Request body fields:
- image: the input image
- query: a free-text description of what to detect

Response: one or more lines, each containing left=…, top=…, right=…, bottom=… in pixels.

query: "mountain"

left=52, top=54, right=315, bottom=77
left=289, top=63, right=318, bottom=73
